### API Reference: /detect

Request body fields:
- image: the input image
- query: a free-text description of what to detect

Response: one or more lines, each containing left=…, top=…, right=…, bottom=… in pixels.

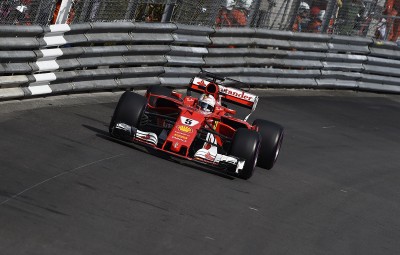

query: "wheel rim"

left=253, top=141, right=261, bottom=169
left=273, top=134, right=283, bottom=163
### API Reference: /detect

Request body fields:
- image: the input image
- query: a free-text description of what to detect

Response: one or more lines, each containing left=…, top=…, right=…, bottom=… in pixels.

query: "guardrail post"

left=124, top=0, right=138, bottom=20
left=247, top=0, right=261, bottom=27
left=55, top=0, right=74, bottom=24
left=321, top=0, right=336, bottom=33
left=161, top=0, right=175, bottom=23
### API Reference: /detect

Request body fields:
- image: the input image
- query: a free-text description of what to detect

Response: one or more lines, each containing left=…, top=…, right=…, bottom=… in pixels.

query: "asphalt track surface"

left=1, top=90, right=400, bottom=255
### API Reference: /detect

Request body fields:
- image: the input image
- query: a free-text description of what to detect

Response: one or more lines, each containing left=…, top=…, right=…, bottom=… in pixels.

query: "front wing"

left=111, top=122, right=245, bottom=173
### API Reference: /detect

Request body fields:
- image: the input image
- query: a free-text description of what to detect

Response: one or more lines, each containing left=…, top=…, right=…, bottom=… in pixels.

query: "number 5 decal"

left=180, top=117, right=199, bottom=127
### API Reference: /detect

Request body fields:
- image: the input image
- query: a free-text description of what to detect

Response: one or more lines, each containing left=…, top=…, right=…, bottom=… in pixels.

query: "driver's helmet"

left=198, top=94, right=216, bottom=112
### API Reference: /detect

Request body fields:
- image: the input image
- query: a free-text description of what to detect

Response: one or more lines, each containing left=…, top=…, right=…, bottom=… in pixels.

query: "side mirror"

left=172, top=91, right=183, bottom=100
left=225, top=108, right=236, bottom=115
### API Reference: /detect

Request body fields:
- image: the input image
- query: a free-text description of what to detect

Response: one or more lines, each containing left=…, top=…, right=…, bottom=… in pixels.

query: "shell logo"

left=178, top=125, right=193, bottom=133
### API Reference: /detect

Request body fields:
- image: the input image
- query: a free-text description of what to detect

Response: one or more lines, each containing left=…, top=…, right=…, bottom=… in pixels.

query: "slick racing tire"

left=109, top=91, right=147, bottom=135
left=252, top=119, right=284, bottom=170
left=229, top=128, right=261, bottom=180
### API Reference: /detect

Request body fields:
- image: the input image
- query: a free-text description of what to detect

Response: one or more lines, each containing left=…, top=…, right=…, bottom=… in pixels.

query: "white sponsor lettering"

left=219, top=86, right=255, bottom=102
left=191, top=77, right=256, bottom=103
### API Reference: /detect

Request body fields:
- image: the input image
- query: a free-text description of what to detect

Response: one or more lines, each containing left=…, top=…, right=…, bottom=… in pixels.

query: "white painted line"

left=29, top=85, right=52, bottom=95
left=30, top=72, right=57, bottom=86
left=49, top=24, right=71, bottom=34
left=43, top=35, right=67, bottom=47
left=192, top=47, right=208, bottom=54
left=39, top=48, right=63, bottom=60
left=33, top=73, right=57, bottom=82
left=36, top=60, right=59, bottom=72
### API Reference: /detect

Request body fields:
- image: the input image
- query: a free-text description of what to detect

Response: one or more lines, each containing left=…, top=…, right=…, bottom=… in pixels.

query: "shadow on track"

left=82, top=124, right=235, bottom=180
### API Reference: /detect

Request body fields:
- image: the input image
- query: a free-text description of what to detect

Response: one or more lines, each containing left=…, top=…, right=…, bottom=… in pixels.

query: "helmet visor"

left=199, top=101, right=213, bottom=112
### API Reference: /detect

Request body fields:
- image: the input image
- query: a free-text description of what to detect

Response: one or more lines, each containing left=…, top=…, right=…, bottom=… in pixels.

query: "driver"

left=198, top=94, right=216, bottom=113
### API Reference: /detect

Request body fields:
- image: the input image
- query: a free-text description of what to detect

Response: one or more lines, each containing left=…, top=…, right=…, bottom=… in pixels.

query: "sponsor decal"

left=213, top=121, right=219, bottom=130
left=174, top=142, right=179, bottom=148
left=180, top=116, right=199, bottom=127
left=194, top=78, right=209, bottom=87
left=172, top=136, right=185, bottom=142
left=205, top=152, right=215, bottom=161
left=219, top=86, right=254, bottom=102
left=141, top=134, right=151, bottom=140
left=172, top=134, right=188, bottom=141
left=177, top=125, right=193, bottom=133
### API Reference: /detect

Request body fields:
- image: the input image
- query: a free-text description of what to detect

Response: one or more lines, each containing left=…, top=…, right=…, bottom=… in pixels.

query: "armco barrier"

left=1, top=22, right=400, bottom=101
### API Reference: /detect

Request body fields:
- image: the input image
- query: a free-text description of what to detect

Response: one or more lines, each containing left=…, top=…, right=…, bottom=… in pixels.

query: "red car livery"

left=109, top=72, right=284, bottom=179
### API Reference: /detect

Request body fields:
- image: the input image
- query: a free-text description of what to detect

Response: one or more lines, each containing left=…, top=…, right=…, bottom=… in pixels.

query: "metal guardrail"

left=1, top=22, right=400, bottom=101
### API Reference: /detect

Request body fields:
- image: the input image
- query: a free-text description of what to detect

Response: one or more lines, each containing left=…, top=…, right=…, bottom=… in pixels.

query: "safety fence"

left=1, top=0, right=396, bottom=41
left=1, top=22, right=400, bottom=100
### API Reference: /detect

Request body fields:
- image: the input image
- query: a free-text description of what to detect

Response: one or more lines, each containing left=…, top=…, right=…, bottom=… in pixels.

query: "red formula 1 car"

left=109, top=73, right=284, bottom=179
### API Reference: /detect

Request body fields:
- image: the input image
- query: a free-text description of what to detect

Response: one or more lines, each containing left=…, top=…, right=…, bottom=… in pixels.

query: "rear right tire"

left=252, top=119, right=284, bottom=170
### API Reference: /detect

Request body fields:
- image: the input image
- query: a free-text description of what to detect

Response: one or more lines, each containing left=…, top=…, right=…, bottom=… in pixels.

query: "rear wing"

left=189, top=76, right=259, bottom=121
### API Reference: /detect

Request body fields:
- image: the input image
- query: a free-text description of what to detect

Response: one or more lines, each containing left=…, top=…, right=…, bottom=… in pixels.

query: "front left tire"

left=229, top=128, right=261, bottom=180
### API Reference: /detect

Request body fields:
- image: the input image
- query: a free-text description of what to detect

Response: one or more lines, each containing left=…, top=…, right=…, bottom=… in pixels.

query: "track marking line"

left=0, top=154, right=124, bottom=206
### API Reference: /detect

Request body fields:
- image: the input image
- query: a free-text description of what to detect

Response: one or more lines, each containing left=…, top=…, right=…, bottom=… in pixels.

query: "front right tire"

left=109, top=91, right=147, bottom=135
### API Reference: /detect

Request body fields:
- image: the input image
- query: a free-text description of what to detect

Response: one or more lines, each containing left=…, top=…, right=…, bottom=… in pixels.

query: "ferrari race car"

left=109, top=73, right=284, bottom=179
